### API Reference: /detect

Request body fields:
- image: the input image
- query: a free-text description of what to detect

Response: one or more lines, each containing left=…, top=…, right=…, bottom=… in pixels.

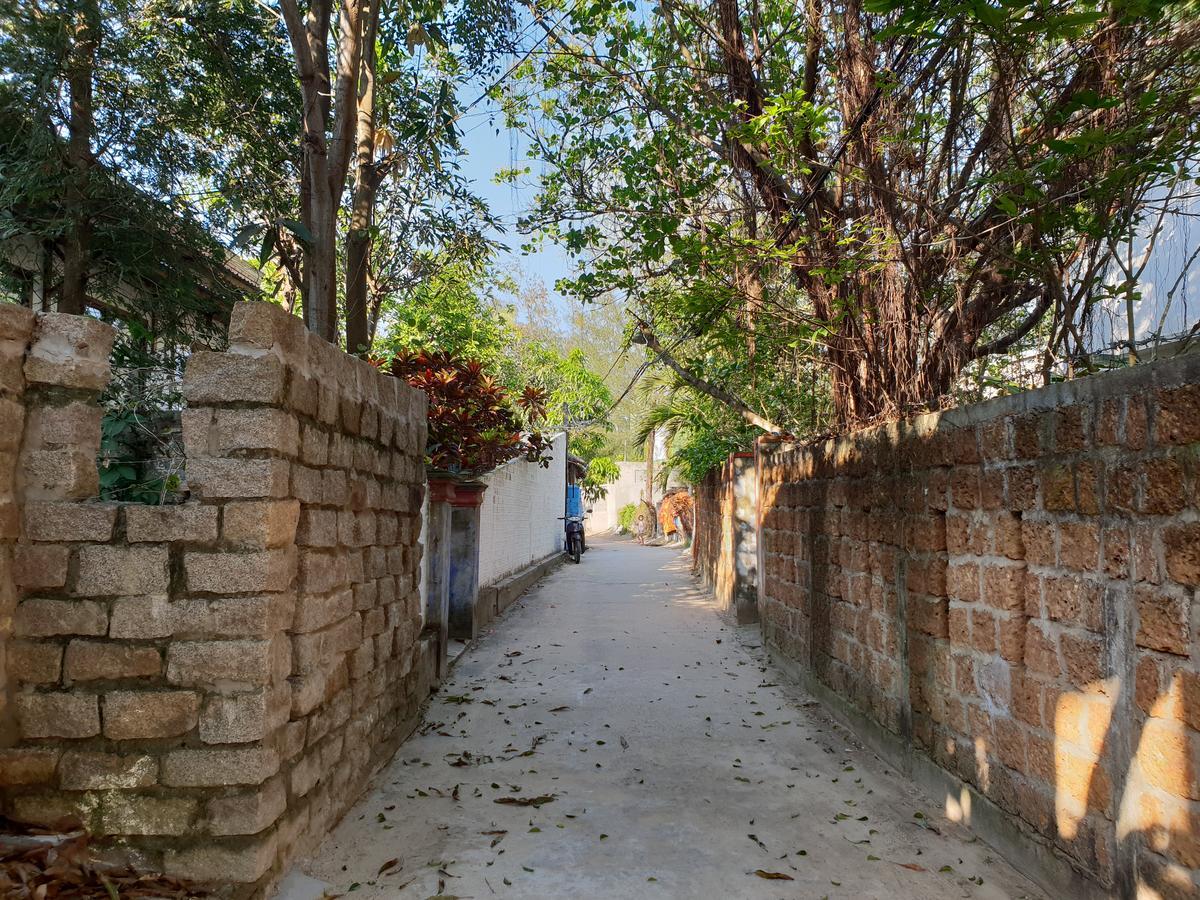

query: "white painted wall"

left=477, top=432, right=567, bottom=586
left=1083, top=192, right=1200, bottom=354
left=588, top=461, right=664, bottom=534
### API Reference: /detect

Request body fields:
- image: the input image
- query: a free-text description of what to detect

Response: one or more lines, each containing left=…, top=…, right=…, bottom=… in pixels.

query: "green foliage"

left=376, top=256, right=615, bottom=453
left=390, top=350, right=553, bottom=476
left=376, top=259, right=516, bottom=368
left=97, top=411, right=182, bottom=504
left=616, top=502, right=637, bottom=534
left=96, top=365, right=187, bottom=504
left=510, top=0, right=1200, bottom=432
left=580, top=455, right=620, bottom=503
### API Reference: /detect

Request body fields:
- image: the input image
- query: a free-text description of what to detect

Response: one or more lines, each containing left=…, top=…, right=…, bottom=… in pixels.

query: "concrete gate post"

left=730, top=452, right=759, bottom=624
left=425, top=479, right=455, bottom=678
left=446, top=481, right=487, bottom=641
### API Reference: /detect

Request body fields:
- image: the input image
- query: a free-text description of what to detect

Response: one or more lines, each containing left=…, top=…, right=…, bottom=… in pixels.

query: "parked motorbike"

left=562, top=515, right=585, bottom=563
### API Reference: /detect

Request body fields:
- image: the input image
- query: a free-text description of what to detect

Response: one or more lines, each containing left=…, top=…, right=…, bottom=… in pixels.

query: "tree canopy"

left=3, top=0, right=1197, bottom=487
left=506, top=0, right=1200, bottom=451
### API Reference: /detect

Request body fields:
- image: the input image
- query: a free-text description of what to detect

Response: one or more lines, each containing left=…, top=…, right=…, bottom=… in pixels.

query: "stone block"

left=1163, top=523, right=1200, bottom=587
left=296, top=508, right=338, bottom=547
left=223, top=500, right=300, bottom=548
left=289, top=373, right=319, bottom=418
left=215, top=407, right=300, bottom=457
left=1155, top=384, right=1200, bottom=445
left=0, top=340, right=24, bottom=395
left=1136, top=719, right=1200, bottom=800
left=8, top=639, right=64, bottom=683
left=25, top=401, right=103, bottom=448
left=103, top=690, right=200, bottom=739
left=291, top=464, right=323, bottom=503
left=292, top=589, right=353, bottom=633
left=199, top=688, right=287, bottom=744
left=1061, top=631, right=1105, bottom=687
left=172, top=594, right=293, bottom=639
left=167, top=639, right=275, bottom=686
left=186, top=457, right=291, bottom=500
left=161, top=747, right=280, bottom=787
left=126, top=502, right=219, bottom=543
left=207, top=776, right=287, bottom=836
left=16, top=691, right=100, bottom=738
left=0, top=302, right=35, bottom=341
left=15, top=597, right=107, bottom=637
left=300, top=425, right=329, bottom=466
left=22, top=449, right=100, bottom=500
left=980, top=564, right=1026, bottom=613
left=59, top=752, right=157, bottom=789
left=181, top=406, right=214, bottom=457
left=349, top=638, right=374, bottom=679
left=163, top=831, right=278, bottom=883
left=74, top=545, right=169, bottom=596
left=289, top=670, right=328, bottom=717
left=12, top=543, right=69, bottom=590
left=100, top=794, right=198, bottom=837
left=108, top=595, right=173, bottom=638
left=6, top=793, right=86, bottom=829
left=24, top=313, right=115, bottom=390
left=228, top=301, right=307, bottom=362
left=338, top=510, right=376, bottom=547
left=182, top=350, right=286, bottom=406
left=322, top=469, right=347, bottom=506
left=291, top=629, right=330, bottom=675
left=0, top=419, right=20, bottom=473
left=289, top=749, right=321, bottom=797
left=0, top=497, right=18, bottom=540
left=0, top=748, right=60, bottom=786
left=1134, top=585, right=1190, bottom=656
left=64, top=639, right=161, bottom=681
left=185, top=547, right=296, bottom=594
left=22, top=501, right=116, bottom=543
left=299, top=550, right=348, bottom=594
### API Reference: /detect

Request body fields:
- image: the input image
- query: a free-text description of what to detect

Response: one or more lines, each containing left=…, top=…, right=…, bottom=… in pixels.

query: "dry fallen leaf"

left=753, top=870, right=794, bottom=880
left=493, top=795, right=557, bottom=808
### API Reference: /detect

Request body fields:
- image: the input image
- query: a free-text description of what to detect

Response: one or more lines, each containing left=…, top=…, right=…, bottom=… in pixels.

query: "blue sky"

left=456, top=95, right=575, bottom=324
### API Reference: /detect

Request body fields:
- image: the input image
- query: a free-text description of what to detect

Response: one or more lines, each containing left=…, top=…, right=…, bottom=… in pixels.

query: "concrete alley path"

left=293, top=539, right=1044, bottom=899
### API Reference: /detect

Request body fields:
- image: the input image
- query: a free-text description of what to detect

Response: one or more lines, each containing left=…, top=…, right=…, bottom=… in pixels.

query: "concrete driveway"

left=290, top=538, right=1043, bottom=899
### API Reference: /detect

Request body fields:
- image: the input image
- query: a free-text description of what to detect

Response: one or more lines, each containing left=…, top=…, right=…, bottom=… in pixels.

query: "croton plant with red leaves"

left=387, top=350, right=553, bottom=476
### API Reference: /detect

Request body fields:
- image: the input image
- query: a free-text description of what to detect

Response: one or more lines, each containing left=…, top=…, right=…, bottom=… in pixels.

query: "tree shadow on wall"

left=1073, top=659, right=1199, bottom=899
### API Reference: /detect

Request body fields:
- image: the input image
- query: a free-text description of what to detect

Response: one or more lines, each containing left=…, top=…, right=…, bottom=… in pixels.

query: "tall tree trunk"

left=281, top=0, right=365, bottom=346
left=345, top=0, right=380, bottom=356
left=60, top=0, right=98, bottom=316
left=645, top=428, right=656, bottom=536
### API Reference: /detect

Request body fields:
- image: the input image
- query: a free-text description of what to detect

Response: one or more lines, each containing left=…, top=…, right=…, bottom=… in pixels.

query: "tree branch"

left=635, top=321, right=781, bottom=434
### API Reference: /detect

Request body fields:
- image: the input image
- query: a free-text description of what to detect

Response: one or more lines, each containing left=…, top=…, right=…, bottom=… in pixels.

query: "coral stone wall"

left=0, top=302, right=430, bottom=895
left=756, top=354, right=1200, bottom=897
left=693, top=464, right=733, bottom=605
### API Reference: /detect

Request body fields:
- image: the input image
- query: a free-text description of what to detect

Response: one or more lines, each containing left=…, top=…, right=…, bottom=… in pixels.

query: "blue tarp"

left=566, top=484, right=584, bottom=518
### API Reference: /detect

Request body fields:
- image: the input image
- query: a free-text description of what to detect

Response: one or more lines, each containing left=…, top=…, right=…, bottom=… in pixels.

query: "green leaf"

left=258, top=228, right=277, bottom=266
left=278, top=218, right=313, bottom=245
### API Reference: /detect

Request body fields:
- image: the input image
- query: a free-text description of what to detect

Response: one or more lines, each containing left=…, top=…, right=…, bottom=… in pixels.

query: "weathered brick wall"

left=693, top=454, right=757, bottom=622
left=757, top=354, right=1199, bottom=896
left=0, top=302, right=430, bottom=895
left=692, top=465, right=729, bottom=601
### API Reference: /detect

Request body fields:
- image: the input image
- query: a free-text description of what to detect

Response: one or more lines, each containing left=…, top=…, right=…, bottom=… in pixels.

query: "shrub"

left=617, top=503, right=637, bottom=534
left=389, top=350, right=552, bottom=477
